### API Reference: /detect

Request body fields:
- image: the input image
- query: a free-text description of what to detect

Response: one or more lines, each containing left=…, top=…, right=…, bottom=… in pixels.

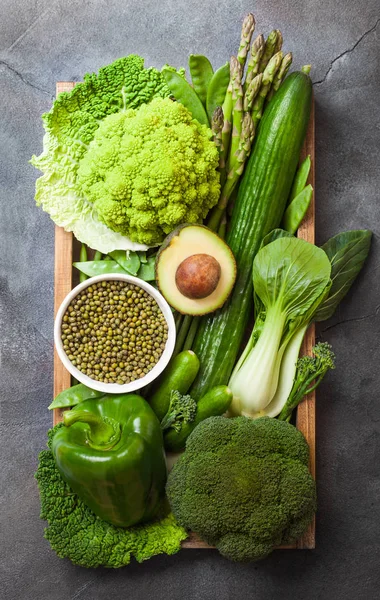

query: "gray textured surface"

left=1, top=0, right=379, bottom=598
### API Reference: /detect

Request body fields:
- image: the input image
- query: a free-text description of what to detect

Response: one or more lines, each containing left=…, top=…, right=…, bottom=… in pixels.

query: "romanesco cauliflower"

left=77, top=97, right=220, bottom=245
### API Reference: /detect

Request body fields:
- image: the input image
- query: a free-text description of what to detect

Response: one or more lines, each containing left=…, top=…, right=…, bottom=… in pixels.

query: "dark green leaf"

left=314, top=230, right=372, bottom=321
left=259, top=228, right=294, bottom=250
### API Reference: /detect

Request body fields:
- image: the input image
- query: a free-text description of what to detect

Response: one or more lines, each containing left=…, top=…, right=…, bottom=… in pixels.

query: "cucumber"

left=149, top=350, right=200, bottom=420
left=190, top=72, right=312, bottom=399
left=164, top=385, right=232, bottom=452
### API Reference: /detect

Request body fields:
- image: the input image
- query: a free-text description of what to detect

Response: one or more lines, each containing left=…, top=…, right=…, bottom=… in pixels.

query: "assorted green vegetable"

left=35, top=425, right=187, bottom=567
left=34, top=12, right=373, bottom=567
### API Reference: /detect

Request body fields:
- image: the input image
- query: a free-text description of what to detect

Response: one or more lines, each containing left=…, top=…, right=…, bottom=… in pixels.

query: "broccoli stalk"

left=278, top=342, right=335, bottom=422
left=160, top=390, right=197, bottom=433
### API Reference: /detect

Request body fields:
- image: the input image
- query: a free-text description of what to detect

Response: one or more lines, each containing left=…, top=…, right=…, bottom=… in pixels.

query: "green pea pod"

left=164, top=385, right=233, bottom=452
left=189, top=54, right=214, bottom=107
left=109, top=250, right=140, bottom=276
left=138, top=251, right=147, bottom=263
left=162, top=69, right=209, bottom=126
left=73, top=260, right=127, bottom=277
left=137, top=255, right=156, bottom=281
left=282, top=184, right=313, bottom=234
left=48, top=383, right=105, bottom=410
left=79, top=244, right=88, bottom=283
left=93, top=250, right=102, bottom=261
left=288, top=155, right=311, bottom=203
left=206, top=61, right=230, bottom=123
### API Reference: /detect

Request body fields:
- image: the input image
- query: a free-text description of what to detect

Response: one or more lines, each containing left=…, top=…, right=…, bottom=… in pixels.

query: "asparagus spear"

left=252, top=51, right=283, bottom=125
left=237, top=13, right=256, bottom=68
left=266, top=52, right=292, bottom=103
left=244, top=34, right=265, bottom=91
left=211, top=106, right=224, bottom=161
left=243, top=72, right=263, bottom=113
left=259, top=30, right=279, bottom=72
left=273, top=29, right=283, bottom=54
left=227, top=58, right=244, bottom=173
left=208, top=112, right=254, bottom=231
left=220, top=57, right=239, bottom=184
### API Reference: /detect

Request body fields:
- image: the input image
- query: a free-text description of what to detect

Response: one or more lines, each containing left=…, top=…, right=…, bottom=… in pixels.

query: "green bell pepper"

left=52, top=393, right=167, bottom=528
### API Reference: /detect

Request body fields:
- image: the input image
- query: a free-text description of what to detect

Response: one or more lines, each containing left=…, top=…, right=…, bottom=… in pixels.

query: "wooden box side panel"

left=52, top=83, right=316, bottom=550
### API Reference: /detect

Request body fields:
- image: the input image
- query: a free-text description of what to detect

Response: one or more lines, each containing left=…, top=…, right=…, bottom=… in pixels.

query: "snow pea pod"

left=189, top=54, right=214, bottom=107
left=109, top=250, right=140, bottom=276
left=137, top=255, right=156, bottom=281
left=48, top=383, right=104, bottom=410
left=282, top=184, right=313, bottom=234
left=79, top=244, right=89, bottom=283
left=162, top=69, right=209, bottom=126
left=206, top=61, right=230, bottom=123
left=73, top=260, right=127, bottom=277
left=288, top=155, right=311, bottom=203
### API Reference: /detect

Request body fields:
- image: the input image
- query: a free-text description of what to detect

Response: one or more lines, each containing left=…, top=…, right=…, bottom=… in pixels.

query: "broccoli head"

left=166, top=416, right=316, bottom=562
left=77, top=97, right=220, bottom=245
left=35, top=425, right=187, bottom=568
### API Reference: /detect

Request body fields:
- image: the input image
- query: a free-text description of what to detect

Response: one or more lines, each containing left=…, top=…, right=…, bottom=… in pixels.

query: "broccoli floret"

left=77, top=97, right=220, bottom=245
left=166, top=416, right=316, bottom=562
left=278, top=342, right=336, bottom=422
left=35, top=425, right=187, bottom=568
left=160, top=390, right=197, bottom=433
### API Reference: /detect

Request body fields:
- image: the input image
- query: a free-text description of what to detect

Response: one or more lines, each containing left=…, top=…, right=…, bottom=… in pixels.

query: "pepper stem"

left=63, top=410, right=121, bottom=450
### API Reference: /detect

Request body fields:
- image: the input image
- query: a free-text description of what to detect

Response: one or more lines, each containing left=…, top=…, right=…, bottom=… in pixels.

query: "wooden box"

left=53, top=82, right=316, bottom=550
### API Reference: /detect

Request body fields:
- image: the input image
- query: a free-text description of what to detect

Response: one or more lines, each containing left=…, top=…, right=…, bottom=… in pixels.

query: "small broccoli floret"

left=35, top=426, right=187, bottom=568
left=160, top=390, right=197, bottom=433
left=166, top=416, right=316, bottom=562
left=278, top=342, right=336, bottom=422
left=77, top=97, right=220, bottom=245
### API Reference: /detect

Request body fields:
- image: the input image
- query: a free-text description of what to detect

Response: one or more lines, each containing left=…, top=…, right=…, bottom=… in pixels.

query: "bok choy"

left=229, top=237, right=332, bottom=418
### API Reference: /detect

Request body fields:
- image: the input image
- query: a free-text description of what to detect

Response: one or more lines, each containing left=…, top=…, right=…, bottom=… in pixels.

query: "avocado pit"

left=175, top=254, right=221, bottom=299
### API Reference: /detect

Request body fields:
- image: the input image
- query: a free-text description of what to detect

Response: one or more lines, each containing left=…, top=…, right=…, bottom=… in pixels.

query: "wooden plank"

left=53, top=82, right=75, bottom=426
left=53, top=225, right=73, bottom=425
left=296, top=96, right=316, bottom=549
left=52, top=83, right=316, bottom=550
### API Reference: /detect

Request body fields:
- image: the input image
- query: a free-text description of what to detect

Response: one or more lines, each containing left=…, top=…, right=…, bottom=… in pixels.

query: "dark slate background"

left=1, top=1, right=379, bottom=598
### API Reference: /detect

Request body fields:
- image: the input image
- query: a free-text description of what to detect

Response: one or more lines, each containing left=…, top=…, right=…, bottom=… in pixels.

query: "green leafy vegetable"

left=160, top=389, right=197, bottom=433
left=167, top=416, right=316, bottom=562
left=278, top=342, right=335, bottom=421
left=229, top=237, right=331, bottom=418
left=30, top=56, right=177, bottom=253
left=315, top=230, right=372, bottom=321
left=35, top=425, right=187, bottom=567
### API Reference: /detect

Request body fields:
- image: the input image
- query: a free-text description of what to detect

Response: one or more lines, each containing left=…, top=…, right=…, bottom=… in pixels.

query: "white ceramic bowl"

left=54, top=274, right=176, bottom=394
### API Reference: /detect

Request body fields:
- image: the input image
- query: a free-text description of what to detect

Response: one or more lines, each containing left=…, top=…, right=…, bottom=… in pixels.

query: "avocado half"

left=155, top=224, right=237, bottom=315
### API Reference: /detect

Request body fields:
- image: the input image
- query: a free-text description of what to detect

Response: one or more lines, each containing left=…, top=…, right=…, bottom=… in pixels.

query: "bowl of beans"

left=54, top=274, right=176, bottom=394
